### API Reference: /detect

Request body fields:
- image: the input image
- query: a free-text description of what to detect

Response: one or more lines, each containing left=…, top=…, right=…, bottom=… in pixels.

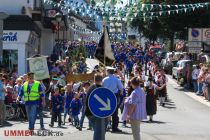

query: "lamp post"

left=55, top=12, right=62, bottom=41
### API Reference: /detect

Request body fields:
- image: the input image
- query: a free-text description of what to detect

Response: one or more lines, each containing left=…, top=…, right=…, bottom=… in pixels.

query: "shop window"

left=2, top=50, right=18, bottom=73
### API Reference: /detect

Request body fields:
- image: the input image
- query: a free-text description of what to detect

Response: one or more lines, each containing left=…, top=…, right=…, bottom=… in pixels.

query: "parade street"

left=0, top=75, right=209, bottom=140
left=1, top=1, right=210, bottom=140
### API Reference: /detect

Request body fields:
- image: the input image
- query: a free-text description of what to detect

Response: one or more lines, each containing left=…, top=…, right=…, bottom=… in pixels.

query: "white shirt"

left=141, top=73, right=146, bottom=81
left=102, top=75, right=124, bottom=93
left=192, top=69, right=200, bottom=80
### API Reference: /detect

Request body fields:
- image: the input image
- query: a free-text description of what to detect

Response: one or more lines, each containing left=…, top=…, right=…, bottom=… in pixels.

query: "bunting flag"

left=45, top=0, right=210, bottom=23
left=110, top=0, right=118, bottom=5
left=46, top=0, right=209, bottom=13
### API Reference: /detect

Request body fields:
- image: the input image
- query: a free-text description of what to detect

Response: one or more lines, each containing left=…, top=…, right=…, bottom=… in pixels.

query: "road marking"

left=94, top=94, right=111, bottom=111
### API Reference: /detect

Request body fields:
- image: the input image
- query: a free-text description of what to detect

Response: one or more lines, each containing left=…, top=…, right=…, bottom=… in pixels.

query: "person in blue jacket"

left=49, top=87, right=63, bottom=127
left=63, top=84, right=75, bottom=125
left=70, top=93, right=82, bottom=128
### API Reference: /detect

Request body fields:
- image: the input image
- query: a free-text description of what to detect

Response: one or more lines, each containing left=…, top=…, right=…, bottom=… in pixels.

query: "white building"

left=0, top=0, right=101, bottom=75
left=0, top=0, right=43, bottom=75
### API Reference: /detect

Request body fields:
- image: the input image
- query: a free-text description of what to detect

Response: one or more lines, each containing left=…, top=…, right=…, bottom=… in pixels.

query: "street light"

left=55, top=12, right=62, bottom=40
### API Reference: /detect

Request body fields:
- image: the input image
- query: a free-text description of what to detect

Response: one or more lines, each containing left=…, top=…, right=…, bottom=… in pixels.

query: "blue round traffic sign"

left=191, top=29, right=199, bottom=37
left=88, top=87, right=117, bottom=118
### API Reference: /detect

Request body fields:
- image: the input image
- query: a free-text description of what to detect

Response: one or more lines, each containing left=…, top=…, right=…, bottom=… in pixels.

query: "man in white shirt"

left=103, top=66, right=124, bottom=133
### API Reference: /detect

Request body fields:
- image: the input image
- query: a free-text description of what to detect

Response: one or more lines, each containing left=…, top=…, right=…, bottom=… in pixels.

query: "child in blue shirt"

left=78, top=82, right=91, bottom=130
left=63, top=84, right=75, bottom=125
left=70, top=93, right=82, bottom=128
left=49, top=87, right=63, bottom=127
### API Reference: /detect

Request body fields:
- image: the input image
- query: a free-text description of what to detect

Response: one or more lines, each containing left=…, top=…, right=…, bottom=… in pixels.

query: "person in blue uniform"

left=70, top=93, right=82, bottom=128
left=49, top=87, right=63, bottom=127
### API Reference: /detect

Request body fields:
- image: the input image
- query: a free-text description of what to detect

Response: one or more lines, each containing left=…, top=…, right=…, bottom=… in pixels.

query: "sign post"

left=188, top=28, right=202, bottom=41
left=88, top=87, right=117, bottom=140
left=202, top=28, right=210, bottom=42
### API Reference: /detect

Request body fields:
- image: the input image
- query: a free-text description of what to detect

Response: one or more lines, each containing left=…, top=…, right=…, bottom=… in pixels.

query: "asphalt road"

left=1, top=76, right=210, bottom=140
left=141, top=76, right=210, bottom=140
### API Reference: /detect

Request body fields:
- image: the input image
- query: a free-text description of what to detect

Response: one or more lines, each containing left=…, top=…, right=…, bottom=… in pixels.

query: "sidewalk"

left=167, top=75, right=210, bottom=107
left=184, top=91, right=210, bottom=107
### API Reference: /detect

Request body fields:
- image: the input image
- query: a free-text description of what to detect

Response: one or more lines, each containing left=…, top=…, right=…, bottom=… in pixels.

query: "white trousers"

left=130, top=120, right=141, bottom=140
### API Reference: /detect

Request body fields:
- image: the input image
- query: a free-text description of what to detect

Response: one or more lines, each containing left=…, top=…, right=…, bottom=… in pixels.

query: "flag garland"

left=70, top=24, right=102, bottom=35
left=44, top=0, right=210, bottom=20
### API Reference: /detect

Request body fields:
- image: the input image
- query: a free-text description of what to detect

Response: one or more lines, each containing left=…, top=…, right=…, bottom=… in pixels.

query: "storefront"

left=2, top=30, right=39, bottom=75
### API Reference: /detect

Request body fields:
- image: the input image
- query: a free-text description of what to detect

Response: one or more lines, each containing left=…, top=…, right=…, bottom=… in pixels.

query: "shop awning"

left=3, top=15, right=41, bottom=37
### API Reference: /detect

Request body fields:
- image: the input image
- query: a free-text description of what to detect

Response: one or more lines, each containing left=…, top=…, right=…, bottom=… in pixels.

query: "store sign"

left=202, top=28, right=210, bottom=42
left=188, top=28, right=202, bottom=41
left=1, top=32, right=18, bottom=42
left=2, top=30, right=30, bottom=43
left=188, top=41, right=202, bottom=48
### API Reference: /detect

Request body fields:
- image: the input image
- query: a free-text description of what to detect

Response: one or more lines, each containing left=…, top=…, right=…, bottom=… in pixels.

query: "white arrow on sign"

left=94, top=94, right=111, bottom=111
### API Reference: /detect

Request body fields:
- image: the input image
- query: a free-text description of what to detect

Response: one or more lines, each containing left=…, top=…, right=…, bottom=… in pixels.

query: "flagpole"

left=104, top=52, right=106, bottom=66
left=103, top=22, right=106, bottom=66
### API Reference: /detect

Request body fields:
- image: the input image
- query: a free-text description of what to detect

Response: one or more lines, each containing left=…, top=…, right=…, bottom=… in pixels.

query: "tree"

left=131, top=0, right=210, bottom=50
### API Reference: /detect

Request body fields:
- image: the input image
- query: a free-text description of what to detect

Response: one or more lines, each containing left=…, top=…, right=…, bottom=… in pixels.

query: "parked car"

left=161, top=52, right=183, bottom=75
left=162, top=60, right=178, bottom=75
left=172, top=60, right=192, bottom=79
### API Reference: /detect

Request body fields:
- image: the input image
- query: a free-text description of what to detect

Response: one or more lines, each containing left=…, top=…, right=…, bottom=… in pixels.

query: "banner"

left=67, top=73, right=94, bottom=82
left=104, top=26, right=115, bottom=60
left=28, top=56, right=50, bottom=80
left=95, top=26, right=114, bottom=66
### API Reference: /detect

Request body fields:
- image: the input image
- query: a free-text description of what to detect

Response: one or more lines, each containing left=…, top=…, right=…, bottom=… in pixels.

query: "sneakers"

left=112, top=128, right=122, bottom=133
left=49, top=124, right=53, bottom=127
left=122, top=124, right=126, bottom=128
left=87, top=127, right=92, bottom=130
left=77, top=126, right=82, bottom=131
